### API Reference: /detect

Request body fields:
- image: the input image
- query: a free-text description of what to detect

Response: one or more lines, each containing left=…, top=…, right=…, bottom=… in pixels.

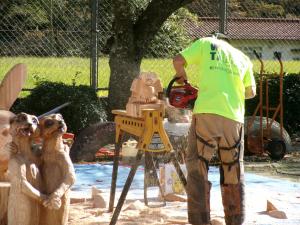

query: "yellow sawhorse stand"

left=108, top=109, right=187, bottom=225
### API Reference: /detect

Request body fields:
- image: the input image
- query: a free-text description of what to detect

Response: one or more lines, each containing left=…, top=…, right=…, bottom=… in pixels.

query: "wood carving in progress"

left=39, top=114, right=76, bottom=225
left=126, top=72, right=165, bottom=117
left=7, top=113, right=45, bottom=225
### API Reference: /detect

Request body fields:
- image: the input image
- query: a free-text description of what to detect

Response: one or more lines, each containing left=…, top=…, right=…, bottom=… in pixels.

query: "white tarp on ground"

left=71, top=164, right=300, bottom=225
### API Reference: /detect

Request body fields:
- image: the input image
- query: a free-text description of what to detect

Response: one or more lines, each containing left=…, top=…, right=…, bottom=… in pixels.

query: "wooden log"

left=0, top=182, right=10, bottom=225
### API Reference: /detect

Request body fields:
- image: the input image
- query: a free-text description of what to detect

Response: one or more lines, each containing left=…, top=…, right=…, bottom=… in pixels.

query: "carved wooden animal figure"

left=7, top=113, right=45, bottom=225
left=129, top=72, right=163, bottom=103
left=126, top=72, right=164, bottom=117
left=0, top=110, right=15, bottom=181
left=0, top=64, right=27, bottom=182
left=39, top=114, right=76, bottom=225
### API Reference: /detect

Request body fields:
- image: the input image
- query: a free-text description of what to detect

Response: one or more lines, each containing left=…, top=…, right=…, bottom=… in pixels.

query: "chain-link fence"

left=0, top=0, right=91, bottom=90
left=1, top=0, right=299, bottom=93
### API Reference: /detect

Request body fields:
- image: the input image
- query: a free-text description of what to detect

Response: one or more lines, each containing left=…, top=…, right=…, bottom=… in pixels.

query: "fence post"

left=219, top=0, right=228, bottom=34
left=90, top=0, right=98, bottom=90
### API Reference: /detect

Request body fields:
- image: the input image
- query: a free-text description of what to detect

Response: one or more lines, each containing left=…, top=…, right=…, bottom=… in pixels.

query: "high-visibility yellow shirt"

left=180, top=37, right=256, bottom=123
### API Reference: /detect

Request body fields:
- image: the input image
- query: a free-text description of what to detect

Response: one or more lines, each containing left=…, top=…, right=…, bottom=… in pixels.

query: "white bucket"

left=122, top=139, right=138, bottom=158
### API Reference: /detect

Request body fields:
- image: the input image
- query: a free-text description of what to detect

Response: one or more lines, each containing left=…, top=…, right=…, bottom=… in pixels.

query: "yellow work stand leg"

left=108, top=109, right=187, bottom=225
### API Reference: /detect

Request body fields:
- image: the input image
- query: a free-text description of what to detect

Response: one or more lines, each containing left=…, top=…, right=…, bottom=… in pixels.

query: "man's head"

left=207, top=32, right=229, bottom=42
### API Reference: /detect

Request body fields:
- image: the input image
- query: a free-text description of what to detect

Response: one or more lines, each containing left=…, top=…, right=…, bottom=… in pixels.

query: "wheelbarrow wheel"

left=244, top=135, right=255, bottom=156
left=265, top=138, right=286, bottom=161
left=244, top=116, right=292, bottom=155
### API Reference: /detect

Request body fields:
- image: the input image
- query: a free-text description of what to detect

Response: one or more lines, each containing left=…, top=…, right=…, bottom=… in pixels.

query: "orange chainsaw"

left=166, top=77, right=198, bottom=109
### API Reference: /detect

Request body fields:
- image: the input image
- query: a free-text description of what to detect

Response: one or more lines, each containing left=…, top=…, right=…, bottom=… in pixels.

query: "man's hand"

left=173, top=54, right=187, bottom=84
left=165, top=98, right=175, bottom=109
left=245, top=86, right=256, bottom=99
left=173, top=75, right=186, bottom=85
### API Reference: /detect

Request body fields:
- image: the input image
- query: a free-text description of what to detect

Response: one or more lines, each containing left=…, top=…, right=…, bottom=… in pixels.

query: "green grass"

left=1, top=57, right=299, bottom=96
left=0, top=57, right=91, bottom=87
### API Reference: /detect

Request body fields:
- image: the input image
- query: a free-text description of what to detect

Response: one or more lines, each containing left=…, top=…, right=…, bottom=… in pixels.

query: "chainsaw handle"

left=166, top=77, right=188, bottom=98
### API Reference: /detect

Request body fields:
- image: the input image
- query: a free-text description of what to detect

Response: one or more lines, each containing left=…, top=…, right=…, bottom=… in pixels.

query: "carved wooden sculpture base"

left=0, top=182, right=10, bottom=225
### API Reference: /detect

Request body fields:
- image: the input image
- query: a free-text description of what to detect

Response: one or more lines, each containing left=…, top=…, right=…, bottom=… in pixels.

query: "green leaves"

left=12, top=81, right=108, bottom=134
left=145, top=8, right=197, bottom=57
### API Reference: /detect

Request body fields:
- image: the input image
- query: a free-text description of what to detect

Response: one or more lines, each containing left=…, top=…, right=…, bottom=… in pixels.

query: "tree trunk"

left=107, top=0, right=142, bottom=114
left=108, top=31, right=142, bottom=114
left=107, top=0, right=195, bottom=114
left=0, top=182, right=10, bottom=225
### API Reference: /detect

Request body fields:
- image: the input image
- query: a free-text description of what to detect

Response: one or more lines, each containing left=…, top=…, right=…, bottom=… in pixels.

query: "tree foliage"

left=187, top=0, right=300, bottom=18
left=1, top=0, right=299, bottom=56
left=145, top=8, right=199, bottom=57
left=238, top=0, right=285, bottom=18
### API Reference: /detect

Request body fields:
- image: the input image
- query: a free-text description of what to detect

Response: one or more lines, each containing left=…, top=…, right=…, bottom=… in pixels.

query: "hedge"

left=11, top=81, right=108, bottom=135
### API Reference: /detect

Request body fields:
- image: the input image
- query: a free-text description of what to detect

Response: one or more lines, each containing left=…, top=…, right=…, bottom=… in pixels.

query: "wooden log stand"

left=108, top=109, right=187, bottom=225
left=0, top=182, right=10, bottom=225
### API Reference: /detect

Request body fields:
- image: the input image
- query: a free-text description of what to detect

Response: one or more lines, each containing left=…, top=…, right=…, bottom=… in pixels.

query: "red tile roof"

left=186, top=17, right=300, bottom=40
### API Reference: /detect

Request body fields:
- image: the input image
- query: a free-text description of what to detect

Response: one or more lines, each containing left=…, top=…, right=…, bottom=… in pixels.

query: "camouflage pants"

left=186, top=113, right=245, bottom=225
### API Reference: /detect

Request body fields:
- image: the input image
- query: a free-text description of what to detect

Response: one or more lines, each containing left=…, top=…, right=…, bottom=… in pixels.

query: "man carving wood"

left=173, top=33, right=256, bottom=225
